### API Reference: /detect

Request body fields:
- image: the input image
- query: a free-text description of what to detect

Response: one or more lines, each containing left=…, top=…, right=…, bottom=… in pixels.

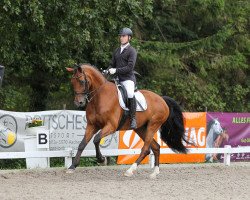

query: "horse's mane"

left=207, top=119, right=215, bottom=134
left=80, top=63, right=106, bottom=80
left=80, top=63, right=98, bottom=71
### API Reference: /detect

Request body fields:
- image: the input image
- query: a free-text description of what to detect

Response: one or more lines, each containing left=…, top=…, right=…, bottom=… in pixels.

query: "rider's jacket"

left=110, top=44, right=137, bottom=84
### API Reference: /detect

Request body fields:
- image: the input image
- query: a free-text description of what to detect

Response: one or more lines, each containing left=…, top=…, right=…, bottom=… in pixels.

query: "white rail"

left=0, top=145, right=250, bottom=168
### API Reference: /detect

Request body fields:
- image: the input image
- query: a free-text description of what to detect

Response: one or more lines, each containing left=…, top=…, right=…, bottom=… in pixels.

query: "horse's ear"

left=66, top=67, right=74, bottom=72
left=77, top=66, right=82, bottom=73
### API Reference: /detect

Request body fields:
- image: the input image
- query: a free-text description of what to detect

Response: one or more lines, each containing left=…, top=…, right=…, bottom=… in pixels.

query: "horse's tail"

left=160, top=96, right=188, bottom=154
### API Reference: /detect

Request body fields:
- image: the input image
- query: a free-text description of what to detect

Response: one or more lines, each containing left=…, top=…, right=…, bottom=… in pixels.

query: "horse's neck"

left=88, top=71, right=106, bottom=90
left=86, top=80, right=116, bottom=114
left=207, top=126, right=215, bottom=139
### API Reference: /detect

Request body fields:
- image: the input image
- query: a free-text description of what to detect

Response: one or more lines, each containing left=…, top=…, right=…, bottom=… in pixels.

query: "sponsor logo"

left=0, top=114, right=18, bottom=148
left=123, top=130, right=140, bottom=149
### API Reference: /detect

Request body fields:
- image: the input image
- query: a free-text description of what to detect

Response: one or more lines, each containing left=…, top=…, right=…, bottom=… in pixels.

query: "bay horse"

left=66, top=64, right=188, bottom=178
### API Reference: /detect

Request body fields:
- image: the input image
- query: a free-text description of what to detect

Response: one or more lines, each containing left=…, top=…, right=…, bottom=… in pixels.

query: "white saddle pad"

left=116, top=86, right=147, bottom=111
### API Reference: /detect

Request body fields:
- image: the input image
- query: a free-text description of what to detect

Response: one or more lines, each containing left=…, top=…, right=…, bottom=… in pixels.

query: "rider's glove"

left=108, top=68, right=116, bottom=75
left=102, top=70, right=109, bottom=75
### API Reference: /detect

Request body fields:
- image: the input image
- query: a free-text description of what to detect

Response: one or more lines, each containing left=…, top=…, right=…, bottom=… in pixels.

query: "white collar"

left=121, top=43, right=130, bottom=49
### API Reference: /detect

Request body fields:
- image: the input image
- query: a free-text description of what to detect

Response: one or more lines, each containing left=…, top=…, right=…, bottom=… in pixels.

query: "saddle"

left=115, top=80, right=147, bottom=112
left=114, top=80, right=147, bottom=131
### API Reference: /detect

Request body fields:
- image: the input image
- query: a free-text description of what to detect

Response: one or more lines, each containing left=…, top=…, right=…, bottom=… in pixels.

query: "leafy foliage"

left=136, top=0, right=249, bottom=111
left=0, top=0, right=249, bottom=112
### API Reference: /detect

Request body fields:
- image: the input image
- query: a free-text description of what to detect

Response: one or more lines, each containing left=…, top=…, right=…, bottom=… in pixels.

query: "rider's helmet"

left=118, top=28, right=133, bottom=37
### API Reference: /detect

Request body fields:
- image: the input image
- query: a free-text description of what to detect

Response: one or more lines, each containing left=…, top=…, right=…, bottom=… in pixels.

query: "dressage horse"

left=66, top=64, right=188, bottom=178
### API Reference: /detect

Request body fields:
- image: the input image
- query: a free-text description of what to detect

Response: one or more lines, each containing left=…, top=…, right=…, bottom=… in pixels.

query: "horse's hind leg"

left=124, top=124, right=161, bottom=178
left=149, top=139, right=160, bottom=179
left=124, top=126, right=147, bottom=177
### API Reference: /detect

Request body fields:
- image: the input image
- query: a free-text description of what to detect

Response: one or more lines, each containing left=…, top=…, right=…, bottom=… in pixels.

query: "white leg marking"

left=124, top=163, right=138, bottom=177
left=149, top=166, right=160, bottom=179
left=66, top=169, right=75, bottom=174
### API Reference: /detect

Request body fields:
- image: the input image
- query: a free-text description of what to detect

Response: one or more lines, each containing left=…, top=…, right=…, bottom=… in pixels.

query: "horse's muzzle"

left=74, top=98, right=86, bottom=108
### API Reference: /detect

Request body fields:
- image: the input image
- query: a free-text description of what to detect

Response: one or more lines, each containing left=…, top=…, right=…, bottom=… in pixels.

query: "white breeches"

left=120, top=80, right=135, bottom=98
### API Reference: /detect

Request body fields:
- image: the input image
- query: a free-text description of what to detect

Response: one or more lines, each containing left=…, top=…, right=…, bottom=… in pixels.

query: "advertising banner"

left=0, top=110, right=119, bottom=152
left=117, top=112, right=206, bottom=164
left=206, top=112, right=250, bottom=162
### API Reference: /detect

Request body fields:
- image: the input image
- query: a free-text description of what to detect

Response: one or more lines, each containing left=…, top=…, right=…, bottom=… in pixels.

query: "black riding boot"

left=128, top=97, right=137, bottom=129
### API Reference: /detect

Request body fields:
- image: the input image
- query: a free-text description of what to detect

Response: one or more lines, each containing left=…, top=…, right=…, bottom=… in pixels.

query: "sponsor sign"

left=207, top=112, right=250, bottom=162
left=117, top=112, right=206, bottom=164
left=0, top=110, right=119, bottom=152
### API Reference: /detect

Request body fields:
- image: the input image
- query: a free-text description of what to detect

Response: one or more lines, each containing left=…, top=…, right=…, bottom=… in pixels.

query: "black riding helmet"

left=118, top=28, right=133, bottom=37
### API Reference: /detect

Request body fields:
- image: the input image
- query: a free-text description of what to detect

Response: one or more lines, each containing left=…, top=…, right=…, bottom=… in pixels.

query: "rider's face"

left=119, top=35, right=130, bottom=45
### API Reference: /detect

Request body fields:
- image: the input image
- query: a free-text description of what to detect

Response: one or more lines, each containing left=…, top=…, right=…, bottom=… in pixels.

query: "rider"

left=108, top=27, right=137, bottom=129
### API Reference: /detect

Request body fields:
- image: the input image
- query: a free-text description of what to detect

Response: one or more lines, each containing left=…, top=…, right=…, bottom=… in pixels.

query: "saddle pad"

left=117, top=88, right=147, bottom=111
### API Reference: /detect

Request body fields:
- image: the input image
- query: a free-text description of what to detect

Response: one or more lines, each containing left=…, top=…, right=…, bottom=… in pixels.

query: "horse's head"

left=66, top=65, right=90, bottom=108
left=211, top=119, right=223, bottom=135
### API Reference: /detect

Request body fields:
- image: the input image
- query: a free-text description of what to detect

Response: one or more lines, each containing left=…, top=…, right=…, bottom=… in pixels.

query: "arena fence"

left=0, top=146, right=250, bottom=169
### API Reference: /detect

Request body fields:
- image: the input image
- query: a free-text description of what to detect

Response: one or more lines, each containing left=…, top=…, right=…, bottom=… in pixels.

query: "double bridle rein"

left=72, top=68, right=106, bottom=103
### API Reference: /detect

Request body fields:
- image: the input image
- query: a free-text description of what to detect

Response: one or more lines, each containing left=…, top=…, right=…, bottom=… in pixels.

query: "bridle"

left=72, top=68, right=106, bottom=103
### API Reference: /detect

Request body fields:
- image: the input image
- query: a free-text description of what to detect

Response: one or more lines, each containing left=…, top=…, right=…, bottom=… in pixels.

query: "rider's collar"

left=120, top=42, right=130, bottom=49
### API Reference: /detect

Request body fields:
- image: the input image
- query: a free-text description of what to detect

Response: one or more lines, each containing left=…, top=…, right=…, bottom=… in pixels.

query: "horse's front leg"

left=93, top=130, right=106, bottom=165
left=93, top=124, right=115, bottom=165
left=67, top=125, right=98, bottom=173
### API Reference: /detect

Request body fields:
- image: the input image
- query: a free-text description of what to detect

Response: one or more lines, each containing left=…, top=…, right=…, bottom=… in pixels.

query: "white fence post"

left=24, top=127, right=50, bottom=169
left=149, top=149, right=154, bottom=168
left=64, top=148, right=73, bottom=168
left=224, top=145, right=231, bottom=166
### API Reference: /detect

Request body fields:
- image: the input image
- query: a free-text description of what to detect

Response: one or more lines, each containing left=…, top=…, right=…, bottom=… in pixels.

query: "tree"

left=0, top=0, right=249, bottom=112
left=0, top=0, right=152, bottom=111
left=135, top=0, right=249, bottom=111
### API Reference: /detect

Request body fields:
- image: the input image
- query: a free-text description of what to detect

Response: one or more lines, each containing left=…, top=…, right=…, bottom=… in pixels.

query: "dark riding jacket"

left=110, top=44, right=137, bottom=83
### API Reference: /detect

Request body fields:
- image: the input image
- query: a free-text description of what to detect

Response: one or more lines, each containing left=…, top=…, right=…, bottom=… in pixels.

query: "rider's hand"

left=108, top=68, right=116, bottom=75
left=102, top=70, right=109, bottom=75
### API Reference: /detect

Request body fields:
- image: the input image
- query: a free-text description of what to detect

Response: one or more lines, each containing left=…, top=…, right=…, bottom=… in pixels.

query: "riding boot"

left=128, top=97, right=137, bottom=129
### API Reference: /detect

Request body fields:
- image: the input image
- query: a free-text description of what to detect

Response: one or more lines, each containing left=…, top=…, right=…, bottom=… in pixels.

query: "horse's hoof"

left=149, top=172, right=158, bottom=179
left=66, top=169, right=75, bottom=174
left=97, top=157, right=107, bottom=166
left=124, top=170, right=134, bottom=177
left=149, top=167, right=160, bottom=179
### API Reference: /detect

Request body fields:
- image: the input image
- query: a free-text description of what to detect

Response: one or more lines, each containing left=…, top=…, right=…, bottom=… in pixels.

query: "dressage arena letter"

left=39, top=133, right=47, bottom=144
left=37, top=132, right=49, bottom=149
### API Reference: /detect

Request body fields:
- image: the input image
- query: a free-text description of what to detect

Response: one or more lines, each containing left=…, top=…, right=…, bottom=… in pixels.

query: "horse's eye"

left=80, top=80, right=85, bottom=84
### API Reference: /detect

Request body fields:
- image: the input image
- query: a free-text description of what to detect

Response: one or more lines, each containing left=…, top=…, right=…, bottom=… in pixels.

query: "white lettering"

left=197, top=127, right=205, bottom=146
